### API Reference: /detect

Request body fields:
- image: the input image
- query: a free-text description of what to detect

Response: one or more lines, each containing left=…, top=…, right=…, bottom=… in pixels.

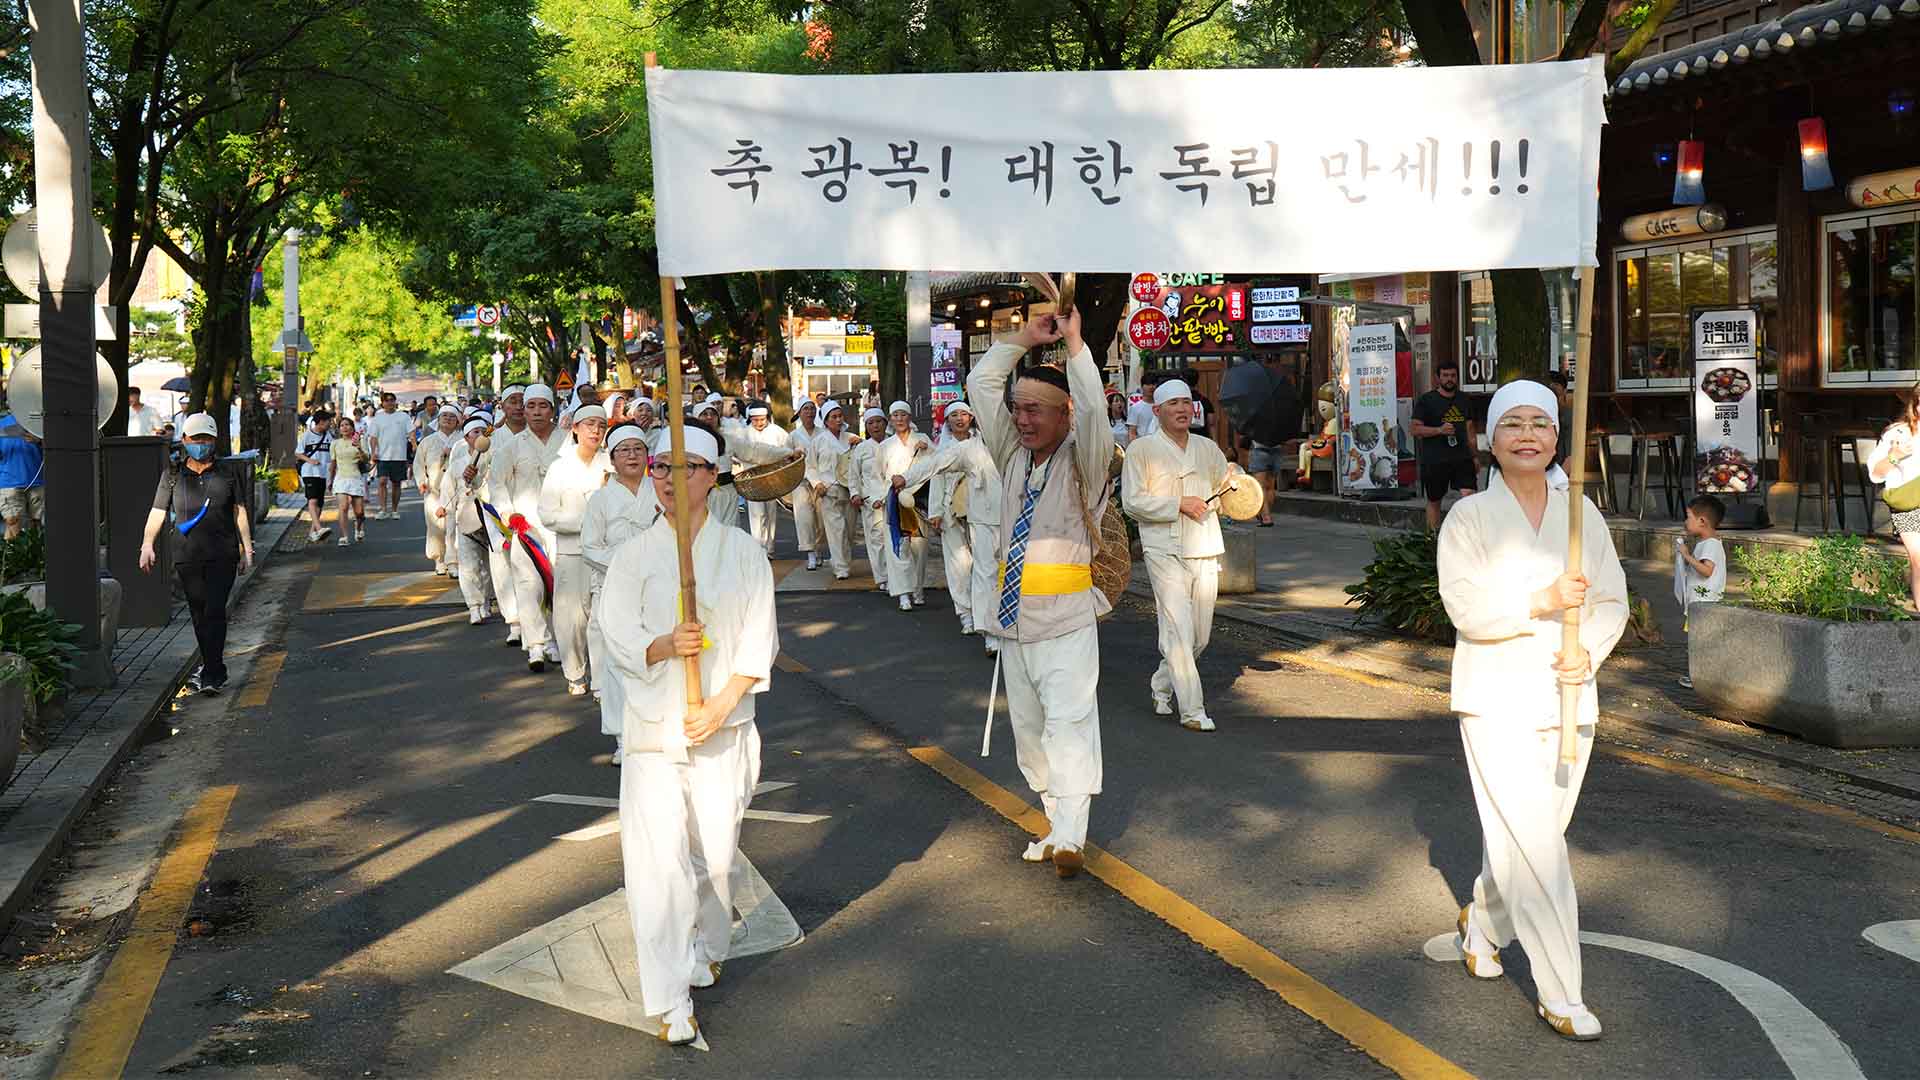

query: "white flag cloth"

left=645, top=61, right=1605, bottom=277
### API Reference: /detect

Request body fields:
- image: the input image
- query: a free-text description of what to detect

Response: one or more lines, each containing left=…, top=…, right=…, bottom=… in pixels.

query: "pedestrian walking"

left=876, top=401, right=931, bottom=611
left=740, top=406, right=788, bottom=554
left=1435, top=379, right=1628, bottom=1042
left=295, top=411, right=333, bottom=543
left=0, top=419, right=45, bottom=539
left=328, top=418, right=370, bottom=545
left=1122, top=379, right=1233, bottom=733
left=788, top=400, right=824, bottom=568
left=1672, top=494, right=1726, bottom=689
left=596, top=420, right=777, bottom=1047
left=366, top=391, right=414, bottom=520
left=806, top=402, right=858, bottom=579
left=1410, top=359, right=1479, bottom=532
left=139, top=413, right=253, bottom=695
left=584, top=424, right=665, bottom=761
left=1870, top=385, right=1920, bottom=610
left=539, top=404, right=612, bottom=696
left=967, top=307, right=1114, bottom=878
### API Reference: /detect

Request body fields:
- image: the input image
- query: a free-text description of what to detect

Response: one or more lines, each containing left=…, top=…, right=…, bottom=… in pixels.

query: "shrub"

left=1344, top=529, right=1454, bottom=641
left=0, top=590, right=81, bottom=703
left=0, top=526, right=45, bottom=584
left=1735, top=535, right=1911, bottom=622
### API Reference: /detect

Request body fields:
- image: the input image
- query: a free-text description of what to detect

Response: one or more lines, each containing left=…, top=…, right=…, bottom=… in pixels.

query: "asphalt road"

left=13, top=493, right=1920, bottom=1078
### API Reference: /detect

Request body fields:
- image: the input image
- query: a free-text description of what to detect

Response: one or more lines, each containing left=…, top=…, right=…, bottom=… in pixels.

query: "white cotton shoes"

left=1152, top=695, right=1173, bottom=716
left=806, top=553, right=820, bottom=571
left=690, top=960, right=722, bottom=989
left=1538, top=1000, right=1603, bottom=1041
left=654, top=1003, right=699, bottom=1046
left=1022, top=840, right=1055, bottom=863
left=898, top=596, right=914, bottom=612
left=567, top=681, right=588, bottom=696
left=1180, top=713, right=1216, bottom=733
left=1457, top=906, right=1503, bottom=979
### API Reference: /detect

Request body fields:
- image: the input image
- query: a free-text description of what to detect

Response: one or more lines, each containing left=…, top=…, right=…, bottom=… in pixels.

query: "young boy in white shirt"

left=1674, top=493, right=1727, bottom=690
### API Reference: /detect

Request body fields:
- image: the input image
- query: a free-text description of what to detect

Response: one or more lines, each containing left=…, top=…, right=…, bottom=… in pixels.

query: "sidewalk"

left=1151, top=505, right=1920, bottom=833
left=0, top=499, right=299, bottom=928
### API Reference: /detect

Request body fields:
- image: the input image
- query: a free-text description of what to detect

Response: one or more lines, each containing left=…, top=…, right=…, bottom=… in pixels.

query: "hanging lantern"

left=1672, top=140, right=1706, bottom=205
left=1798, top=119, right=1835, bottom=192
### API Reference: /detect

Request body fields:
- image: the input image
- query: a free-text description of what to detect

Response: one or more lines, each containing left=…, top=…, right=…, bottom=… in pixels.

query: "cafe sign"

left=1619, top=205, right=1726, bottom=242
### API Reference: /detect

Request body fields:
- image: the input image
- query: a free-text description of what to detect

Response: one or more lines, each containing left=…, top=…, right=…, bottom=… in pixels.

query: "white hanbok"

left=852, top=438, right=889, bottom=588
left=875, top=430, right=932, bottom=599
left=807, top=428, right=859, bottom=578
left=583, top=478, right=664, bottom=738
left=539, top=446, right=612, bottom=686
left=439, top=440, right=493, bottom=619
left=480, top=425, right=524, bottom=635
left=502, top=425, right=569, bottom=660
left=1436, top=471, right=1628, bottom=1010
left=413, top=430, right=454, bottom=571
left=903, top=434, right=1003, bottom=639
left=596, top=516, right=777, bottom=1021
left=787, top=422, right=824, bottom=555
left=1121, top=429, right=1231, bottom=724
left=739, top=421, right=791, bottom=553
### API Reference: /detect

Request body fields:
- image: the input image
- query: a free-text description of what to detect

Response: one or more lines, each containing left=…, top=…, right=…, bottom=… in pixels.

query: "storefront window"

left=1645, top=251, right=1686, bottom=380
left=1460, top=274, right=1498, bottom=391
left=1748, top=240, right=1779, bottom=379
left=1825, top=212, right=1920, bottom=382
left=1615, top=229, right=1775, bottom=389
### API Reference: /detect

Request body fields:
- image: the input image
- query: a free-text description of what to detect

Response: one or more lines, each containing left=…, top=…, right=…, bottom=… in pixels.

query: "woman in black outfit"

left=138, top=413, right=254, bottom=694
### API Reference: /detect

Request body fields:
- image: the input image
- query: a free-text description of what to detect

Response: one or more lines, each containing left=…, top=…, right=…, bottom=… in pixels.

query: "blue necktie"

left=997, top=471, right=1041, bottom=628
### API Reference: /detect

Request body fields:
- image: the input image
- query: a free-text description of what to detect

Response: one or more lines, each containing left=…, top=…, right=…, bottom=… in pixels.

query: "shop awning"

left=1609, top=0, right=1920, bottom=99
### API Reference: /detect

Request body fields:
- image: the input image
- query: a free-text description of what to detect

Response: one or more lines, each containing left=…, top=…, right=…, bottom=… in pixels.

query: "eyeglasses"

left=610, top=444, right=648, bottom=457
left=648, top=461, right=715, bottom=477
left=1495, top=417, right=1556, bottom=435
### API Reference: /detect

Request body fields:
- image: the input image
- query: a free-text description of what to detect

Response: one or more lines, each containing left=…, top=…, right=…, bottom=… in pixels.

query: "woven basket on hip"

left=734, top=455, right=807, bottom=502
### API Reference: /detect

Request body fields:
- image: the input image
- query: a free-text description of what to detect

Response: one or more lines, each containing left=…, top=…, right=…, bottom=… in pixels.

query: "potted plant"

left=0, top=590, right=82, bottom=789
left=1689, top=535, right=1918, bottom=748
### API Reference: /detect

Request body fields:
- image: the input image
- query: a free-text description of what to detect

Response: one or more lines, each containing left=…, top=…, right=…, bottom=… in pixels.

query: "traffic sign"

left=1128, top=307, right=1171, bottom=351
left=1129, top=272, right=1160, bottom=303
left=3, top=303, right=118, bottom=341
left=2, top=209, right=111, bottom=296
left=476, top=303, right=500, bottom=327
left=4, top=345, right=119, bottom=437
left=553, top=368, right=575, bottom=393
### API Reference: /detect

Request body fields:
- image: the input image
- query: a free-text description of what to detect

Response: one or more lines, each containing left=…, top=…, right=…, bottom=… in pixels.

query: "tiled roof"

left=1609, top=0, right=1920, bottom=98
left=930, top=272, right=1032, bottom=300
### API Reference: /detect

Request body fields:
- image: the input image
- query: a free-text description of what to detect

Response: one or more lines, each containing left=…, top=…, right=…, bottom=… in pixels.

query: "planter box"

left=1690, top=603, right=1920, bottom=748
left=1, top=578, right=123, bottom=653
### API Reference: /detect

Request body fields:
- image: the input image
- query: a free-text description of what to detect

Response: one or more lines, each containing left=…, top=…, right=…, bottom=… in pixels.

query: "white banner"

left=646, top=62, right=1605, bottom=278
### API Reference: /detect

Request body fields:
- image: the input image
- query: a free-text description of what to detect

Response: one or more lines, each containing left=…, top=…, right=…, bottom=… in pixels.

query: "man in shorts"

left=1243, top=352, right=1303, bottom=527
left=1409, top=359, right=1478, bottom=531
left=0, top=419, right=45, bottom=538
left=366, top=391, right=415, bottom=520
left=296, top=411, right=334, bottom=542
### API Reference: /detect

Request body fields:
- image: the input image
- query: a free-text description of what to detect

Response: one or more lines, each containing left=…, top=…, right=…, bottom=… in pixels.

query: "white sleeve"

left=595, top=541, right=670, bottom=687
left=581, top=495, right=615, bottom=573
left=1436, top=502, right=1538, bottom=641
left=728, top=544, right=779, bottom=694
left=965, top=342, right=1025, bottom=469
left=1580, top=505, right=1631, bottom=670
left=1066, top=345, right=1115, bottom=507
left=1122, top=440, right=1179, bottom=523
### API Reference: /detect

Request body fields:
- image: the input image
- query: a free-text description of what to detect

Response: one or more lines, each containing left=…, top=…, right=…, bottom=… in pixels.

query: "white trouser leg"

left=423, top=493, right=445, bottom=565
left=792, top=488, right=820, bottom=553
left=1145, top=552, right=1218, bottom=718
left=552, top=552, right=591, bottom=684
left=686, top=723, right=761, bottom=965
left=620, top=751, right=699, bottom=1019
left=1460, top=712, right=1594, bottom=1007
left=1001, top=624, right=1103, bottom=850
left=864, top=507, right=890, bottom=586
left=589, top=588, right=624, bottom=736
left=969, top=522, right=999, bottom=628
left=443, top=511, right=460, bottom=572
left=886, top=534, right=928, bottom=598
left=485, top=520, right=519, bottom=629
left=455, top=532, right=491, bottom=615
left=748, top=499, right=777, bottom=553
left=819, top=491, right=852, bottom=576
left=942, top=520, right=973, bottom=625
left=511, top=529, right=553, bottom=656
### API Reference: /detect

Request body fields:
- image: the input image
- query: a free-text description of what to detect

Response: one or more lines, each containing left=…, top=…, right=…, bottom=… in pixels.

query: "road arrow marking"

left=1863, top=920, right=1920, bottom=965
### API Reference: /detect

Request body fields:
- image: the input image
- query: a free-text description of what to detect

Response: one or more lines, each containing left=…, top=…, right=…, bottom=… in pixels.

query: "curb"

left=0, top=507, right=300, bottom=929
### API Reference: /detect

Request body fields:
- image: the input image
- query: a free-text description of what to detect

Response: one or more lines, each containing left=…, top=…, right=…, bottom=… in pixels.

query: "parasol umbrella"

left=161, top=376, right=192, bottom=392
left=1219, top=360, right=1300, bottom=446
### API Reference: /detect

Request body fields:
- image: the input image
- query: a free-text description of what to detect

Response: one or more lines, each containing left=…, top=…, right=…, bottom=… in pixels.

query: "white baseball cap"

left=181, top=413, right=218, bottom=439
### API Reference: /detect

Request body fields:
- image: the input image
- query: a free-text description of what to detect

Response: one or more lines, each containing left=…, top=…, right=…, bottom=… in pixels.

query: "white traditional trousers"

left=551, top=552, right=592, bottom=684
left=422, top=492, right=446, bottom=568
left=510, top=527, right=554, bottom=659
left=454, top=531, right=492, bottom=617
left=1459, top=712, right=1595, bottom=1008
left=818, top=488, right=854, bottom=577
left=620, top=722, right=762, bottom=1018
left=747, top=498, right=778, bottom=554
left=967, top=522, right=998, bottom=630
left=885, top=530, right=928, bottom=599
left=1002, top=623, right=1103, bottom=850
left=442, top=511, right=461, bottom=575
left=791, top=484, right=822, bottom=554
left=862, top=504, right=890, bottom=587
left=939, top=519, right=973, bottom=627
left=485, top=518, right=520, bottom=632
left=1144, top=551, right=1220, bottom=720
left=589, top=589, right=618, bottom=736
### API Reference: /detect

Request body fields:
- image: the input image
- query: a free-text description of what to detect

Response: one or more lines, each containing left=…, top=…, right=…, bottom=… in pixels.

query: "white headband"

left=823, top=401, right=844, bottom=418
left=888, top=400, right=911, bottom=416
left=1153, top=379, right=1193, bottom=406
left=1485, top=380, right=1570, bottom=492
left=437, top=405, right=459, bottom=418
left=748, top=406, right=769, bottom=418
left=704, top=392, right=723, bottom=404
left=674, top=426, right=720, bottom=465
left=524, top=384, right=555, bottom=405
left=571, top=404, right=607, bottom=425
left=944, top=400, right=973, bottom=418
left=861, top=407, right=885, bottom=424
left=501, top=384, right=527, bottom=400
left=462, top=418, right=490, bottom=437
left=606, top=425, right=648, bottom=452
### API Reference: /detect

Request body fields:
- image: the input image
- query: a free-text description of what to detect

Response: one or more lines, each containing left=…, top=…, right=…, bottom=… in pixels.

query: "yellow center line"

left=234, top=650, right=285, bottom=708
left=907, top=746, right=1470, bottom=1080
left=55, top=785, right=240, bottom=1080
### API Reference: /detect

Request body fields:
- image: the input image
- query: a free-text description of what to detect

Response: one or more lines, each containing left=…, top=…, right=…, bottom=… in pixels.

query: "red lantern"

left=1673, top=139, right=1705, bottom=205
left=1798, top=118, right=1835, bottom=192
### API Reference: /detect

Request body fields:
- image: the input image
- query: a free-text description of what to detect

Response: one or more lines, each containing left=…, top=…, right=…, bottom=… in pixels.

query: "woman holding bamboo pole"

left=1434, top=379, right=1627, bottom=1042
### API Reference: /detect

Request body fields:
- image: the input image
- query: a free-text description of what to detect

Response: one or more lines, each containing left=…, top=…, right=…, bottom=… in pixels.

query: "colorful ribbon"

left=505, top=512, right=555, bottom=611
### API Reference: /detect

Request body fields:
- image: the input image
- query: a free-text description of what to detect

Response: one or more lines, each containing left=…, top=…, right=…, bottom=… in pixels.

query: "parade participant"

left=877, top=401, right=931, bottom=612
left=500, top=383, right=569, bottom=671
left=539, top=404, right=612, bottom=696
left=596, top=419, right=777, bottom=1047
left=439, top=418, right=496, bottom=624
left=715, top=405, right=801, bottom=536
left=1436, top=379, right=1627, bottom=1042
left=788, top=399, right=824, bottom=568
left=897, top=401, right=996, bottom=639
left=1121, top=379, right=1234, bottom=733
left=414, top=405, right=462, bottom=575
left=295, top=411, right=333, bottom=544
left=476, top=386, right=528, bottom=644
left=807, top=401, right=859, bottom=579
left=852, top=408, right=890, bottom=592
left=139, top=413, right=253, bottom=695
left=967, top=307, right=1113, bottom=878
left=628, top=398, right=660, bottom=448
left=740, top=406, right=787, bottom=554
left=328, top=417, right=370, bottom=546
left=584, top=424, right=664, bottom=760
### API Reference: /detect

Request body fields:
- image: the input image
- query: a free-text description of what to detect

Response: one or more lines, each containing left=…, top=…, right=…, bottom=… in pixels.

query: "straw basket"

left=734, top=455, right=807, bottom=502
left=1092, top=501, right=1131, bottom=614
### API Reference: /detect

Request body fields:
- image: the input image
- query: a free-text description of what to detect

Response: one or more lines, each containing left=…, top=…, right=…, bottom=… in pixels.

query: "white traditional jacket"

left=1121, top=429, right=1229, bottom=560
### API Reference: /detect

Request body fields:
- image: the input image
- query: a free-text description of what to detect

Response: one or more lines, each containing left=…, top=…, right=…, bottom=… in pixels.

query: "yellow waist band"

left=996, top=561, right=1093, bottom=596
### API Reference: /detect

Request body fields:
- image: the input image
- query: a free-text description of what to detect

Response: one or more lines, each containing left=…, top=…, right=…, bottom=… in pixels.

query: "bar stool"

left=1584, top=429, right=1616, bottom=512
left=1627, top=432, right=1684, bottom=520
left=1792, top=429, right=1835, bottom=533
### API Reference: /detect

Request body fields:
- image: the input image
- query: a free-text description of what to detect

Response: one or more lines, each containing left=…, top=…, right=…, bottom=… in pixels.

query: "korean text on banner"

left=1690, top=308, right=1763, bottom=495
left=1343, top=324, right=1399, bottom=493
left=646, top=61, right=1606, bottom=278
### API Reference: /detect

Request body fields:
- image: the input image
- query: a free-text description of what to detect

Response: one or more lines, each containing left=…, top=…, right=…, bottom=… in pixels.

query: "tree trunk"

left=876, top=339, right=905, bottom=405
left=1491, top=269, right=1551, bottom=382
left=758, top=271, right=794, bottom=424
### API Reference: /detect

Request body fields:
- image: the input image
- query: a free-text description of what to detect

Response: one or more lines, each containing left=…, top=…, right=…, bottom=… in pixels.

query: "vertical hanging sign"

left=1342, top=323, right=1399, bottom=493
left=1689, top=307, right=1762, bottom=495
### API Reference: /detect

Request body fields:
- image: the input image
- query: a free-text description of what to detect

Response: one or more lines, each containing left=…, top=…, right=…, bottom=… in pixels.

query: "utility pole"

left=30, top=0, right=109, bottom=685
left=905, top=271, right=932, bottom=425
left=271, top=228, right=309, bottom=463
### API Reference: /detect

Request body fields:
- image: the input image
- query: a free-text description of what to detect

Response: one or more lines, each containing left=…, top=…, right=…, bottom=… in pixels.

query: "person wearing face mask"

left=787, top=400, right=825, bottom=568
left=138, top=414, right=253, bottom=695
left=584, top=424, right=665, bottom=761
left=540, top=404, right=613, bottom=696
left=1435, top=380, right=1628, bottom=1043
left=439, top=418, right=497, bottom=624
left=851, top=408, right=891, bottom=593
left=595, top=419, right=777, bottom=1048
left=806, top=402, right=860, bottom=579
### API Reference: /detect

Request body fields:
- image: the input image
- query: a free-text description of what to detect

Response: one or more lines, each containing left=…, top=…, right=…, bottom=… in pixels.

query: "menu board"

left=1690, top=308, right=1762, bottom=494
left=1341, top=323, right=1399, bottom=493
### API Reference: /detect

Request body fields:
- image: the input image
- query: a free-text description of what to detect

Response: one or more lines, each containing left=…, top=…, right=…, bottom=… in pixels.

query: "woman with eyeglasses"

left=540, top=404, right=613, bottom=697
left=1434, top=380, right=1628, bottom=1043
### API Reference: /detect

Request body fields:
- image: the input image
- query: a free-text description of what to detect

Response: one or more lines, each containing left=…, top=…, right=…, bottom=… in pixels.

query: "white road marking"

left=534, top=793, right=616, bottom=809
left=1423, top=931, right=1865, bottom=1080
left=1863, top=921, right=1920, bottom=964
left=742, top=809, right=832, bottom=824
left=535, top=782, right=827, bottom=842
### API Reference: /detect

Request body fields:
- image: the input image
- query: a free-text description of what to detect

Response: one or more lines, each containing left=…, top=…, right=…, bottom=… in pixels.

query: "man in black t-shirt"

left=1408, top=359, right=1479, bottom=531
left=139, top=413, right=253, bottom=694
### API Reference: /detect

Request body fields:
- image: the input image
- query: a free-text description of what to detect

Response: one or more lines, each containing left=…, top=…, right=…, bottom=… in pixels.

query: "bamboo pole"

left=1559, top=264, right=1598, bottom=767
left=646, top=52, right=703, bottom=711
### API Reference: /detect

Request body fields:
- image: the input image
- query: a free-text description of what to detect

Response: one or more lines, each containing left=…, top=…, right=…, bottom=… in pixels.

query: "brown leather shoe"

left=1053, top=848, right=1085, bottom=879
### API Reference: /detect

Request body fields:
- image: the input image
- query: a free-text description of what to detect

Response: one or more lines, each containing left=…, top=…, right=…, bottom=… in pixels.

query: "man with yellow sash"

left=966, top=307, right=1113, bottom=879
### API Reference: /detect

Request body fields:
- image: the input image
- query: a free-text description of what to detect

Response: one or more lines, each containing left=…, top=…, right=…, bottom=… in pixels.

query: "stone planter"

left=0, top=654, right=23, bottom=792
left=1, top=578, right=123, bottom=653
left=1689, top=603, right=1920, bottom=748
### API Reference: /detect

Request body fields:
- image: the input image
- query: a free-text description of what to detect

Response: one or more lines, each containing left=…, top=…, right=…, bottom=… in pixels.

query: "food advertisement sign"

left=1341, top=323, right=1399, bottom=493
left=1690, top=308, right=1762, bottom=494
left=1128, top=307, right=1171, bottom=350
left=931, top=326, right=963, bottom=406
left=1140, top=282, right=1247, bottom=352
